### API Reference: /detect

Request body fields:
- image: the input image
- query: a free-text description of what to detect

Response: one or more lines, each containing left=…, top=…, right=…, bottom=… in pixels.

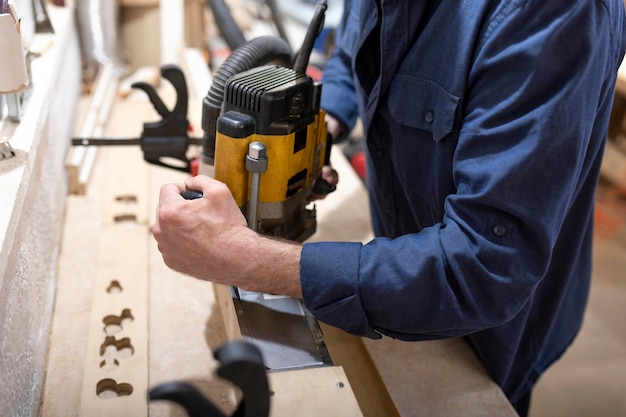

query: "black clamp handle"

left=149, top=341, right=270, bottom=417
left=132, top=64, right=196, bottom=172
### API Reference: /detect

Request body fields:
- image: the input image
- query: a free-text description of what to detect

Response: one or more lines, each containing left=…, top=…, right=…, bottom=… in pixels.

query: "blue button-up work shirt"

left=301, top=0, right=626, bottom=403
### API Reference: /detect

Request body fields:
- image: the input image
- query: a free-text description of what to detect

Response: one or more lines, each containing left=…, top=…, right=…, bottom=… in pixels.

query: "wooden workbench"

left=40, top=62, right=517, bottom=417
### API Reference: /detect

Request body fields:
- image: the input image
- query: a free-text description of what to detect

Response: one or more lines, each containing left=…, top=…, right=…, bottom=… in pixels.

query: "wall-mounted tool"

left=72, top=64, right=202, bottom=173
left=0, top=2, right=30, bottom=122
left=149, top=341, right=270, bottom=417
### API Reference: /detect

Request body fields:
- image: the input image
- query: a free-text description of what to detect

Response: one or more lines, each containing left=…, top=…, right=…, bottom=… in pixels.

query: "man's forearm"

left=235, top=233, right=304, bottom=299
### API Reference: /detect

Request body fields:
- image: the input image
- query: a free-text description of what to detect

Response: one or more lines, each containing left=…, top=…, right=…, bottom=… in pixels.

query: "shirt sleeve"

left=320, top=0, right=360, bottom=139
left=300, top=242, right=381, bottom=338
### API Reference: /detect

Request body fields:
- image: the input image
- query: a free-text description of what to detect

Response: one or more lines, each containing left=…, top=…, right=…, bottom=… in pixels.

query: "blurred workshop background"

left=1, top=1, right=625, bottom=416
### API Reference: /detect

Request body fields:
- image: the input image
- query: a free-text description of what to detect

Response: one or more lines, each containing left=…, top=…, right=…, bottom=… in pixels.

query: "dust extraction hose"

left=201, top=36, right=293, bottom=167
left=206, top=0, right=246, bottom=50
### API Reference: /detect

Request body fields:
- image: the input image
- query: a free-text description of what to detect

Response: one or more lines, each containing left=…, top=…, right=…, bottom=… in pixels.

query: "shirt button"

left=424, top=111, right=434, bottom=123
left=375, top=149, right=385, bottom=158
left=492, top=225, right=507, bottom=237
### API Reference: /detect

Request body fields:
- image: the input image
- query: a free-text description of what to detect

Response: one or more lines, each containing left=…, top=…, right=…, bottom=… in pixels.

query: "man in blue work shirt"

left=153, top=1, right=626, bottom=415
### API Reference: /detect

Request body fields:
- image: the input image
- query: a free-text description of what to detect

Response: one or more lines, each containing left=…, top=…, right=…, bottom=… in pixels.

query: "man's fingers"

left=184, top=175, right=215, bottom=194
left=321, top=165, right=339, bottom=186
left=184, top=176, right=236, bottom=203
left=159, top=183, right=186, bottom=202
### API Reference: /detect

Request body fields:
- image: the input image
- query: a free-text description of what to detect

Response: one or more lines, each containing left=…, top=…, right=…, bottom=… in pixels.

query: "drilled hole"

left=99, top=336, right=134, bottom=369
left=106, top=280, right=123, bottom=293
left=102, top=309, right=134, bottom=336
left=99, top=358, right=120, bottom=370
left=96, top=378, right=134, bottom=399
left=113, top=214, right=137, bottom=223
left=100, top=336, right=135, bottom=357
left=115, top=195, right=138, bottom=203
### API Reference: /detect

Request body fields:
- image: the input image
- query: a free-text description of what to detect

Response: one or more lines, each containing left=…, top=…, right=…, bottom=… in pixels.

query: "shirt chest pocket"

left=388, top=75, right=459, bottom=143
left=382, top=75, right=461, bottom=224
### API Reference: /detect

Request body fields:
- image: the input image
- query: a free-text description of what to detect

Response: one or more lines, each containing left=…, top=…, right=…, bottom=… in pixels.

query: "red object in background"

left=306, top=65, right=324, bottom=82
left=349, top=151, right=366, bottom=181
left=190, top=158, right=199, bottom=177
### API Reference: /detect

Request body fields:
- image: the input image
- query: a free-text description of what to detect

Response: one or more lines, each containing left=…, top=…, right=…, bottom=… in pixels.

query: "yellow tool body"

left=215, top=112, right=326, bottom=206
left=214, top=65, right=330, bottom=242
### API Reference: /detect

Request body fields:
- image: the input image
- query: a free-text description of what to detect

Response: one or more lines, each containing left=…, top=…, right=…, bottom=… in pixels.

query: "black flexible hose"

left=293, top=0, right=327, bottom=74
left=201, top=36, right=293, bottom=166
left=206, top=0, right=247, bottom=50
left=265, top=0, right=291, bottom=45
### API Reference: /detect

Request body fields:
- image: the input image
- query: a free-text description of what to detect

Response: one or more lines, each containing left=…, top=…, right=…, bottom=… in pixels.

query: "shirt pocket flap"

left=388, top=75, right=459, bottom=142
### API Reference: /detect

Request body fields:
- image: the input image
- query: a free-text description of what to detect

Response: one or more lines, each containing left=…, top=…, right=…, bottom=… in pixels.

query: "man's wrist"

left=236, top=233, right=304, bottom=299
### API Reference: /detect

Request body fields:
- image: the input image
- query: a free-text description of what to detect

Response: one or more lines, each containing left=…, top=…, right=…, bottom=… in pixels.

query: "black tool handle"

left=311, top=132, right=336, bottom=196
left=149, top=383, right=227, bottom=417
left=181, top=190, right=203, bottom=200
left=215, top=342, right=271, bottom=417
left=313, top=177, right=336, bottom=195
left=148, top=341, right=270, bottom=417
left=132, top=81, right=171, bottom=119
left=136, top=64, right=193, bottom=172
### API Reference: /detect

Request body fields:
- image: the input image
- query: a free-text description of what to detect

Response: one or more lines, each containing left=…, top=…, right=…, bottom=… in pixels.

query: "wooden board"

left=77, top=145, right=150, bottom=416
left=66, top=64, right=118, bottom=195
left=268, top=366, right=363, bottom=417
left=320, top=323, right=401, bottom=417
left=214, top=283, right=243, bottom=341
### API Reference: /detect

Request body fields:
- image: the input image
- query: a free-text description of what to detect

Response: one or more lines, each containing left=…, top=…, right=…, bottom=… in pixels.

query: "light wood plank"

left=78, top=145, right=150, bottom=416
left=269, top=366, right=363, bottom=417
